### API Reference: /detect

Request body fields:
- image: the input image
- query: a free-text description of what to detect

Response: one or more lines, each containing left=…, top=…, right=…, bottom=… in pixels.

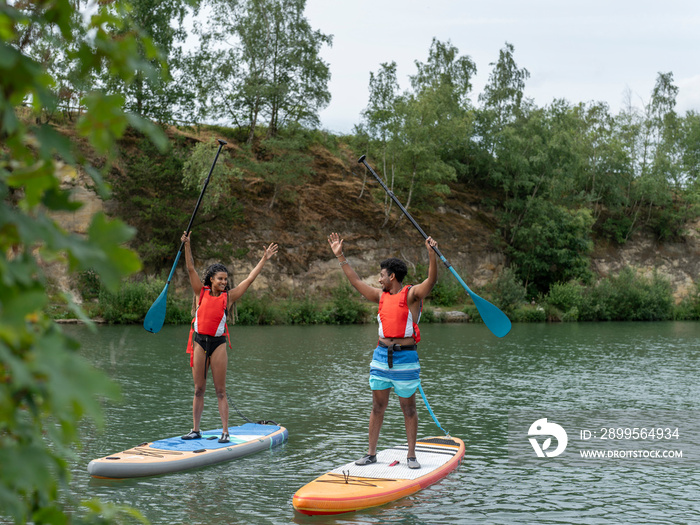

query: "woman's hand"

left=263, top=243, right=278, bottom=261
left=425, top=236, right=437, bottom=252
left=181, top=231, right=191, bottom=244
left=327, top=232, right=344, bottom=258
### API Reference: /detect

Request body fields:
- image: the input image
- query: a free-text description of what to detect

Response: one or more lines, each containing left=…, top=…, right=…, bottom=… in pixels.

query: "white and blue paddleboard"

left=87, top=423, right=287, bottom=479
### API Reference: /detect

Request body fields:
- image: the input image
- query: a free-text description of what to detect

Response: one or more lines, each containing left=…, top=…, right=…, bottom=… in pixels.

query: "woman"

left=180, top=231, right=278, bottom=443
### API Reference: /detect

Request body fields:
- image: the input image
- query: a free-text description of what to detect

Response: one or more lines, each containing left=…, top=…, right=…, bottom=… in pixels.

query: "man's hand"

left=327, top=232, right=344, bottom=258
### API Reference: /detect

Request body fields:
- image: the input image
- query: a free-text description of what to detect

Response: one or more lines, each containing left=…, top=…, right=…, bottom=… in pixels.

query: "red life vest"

left=377, top=285, right=421, bottom=343
left=186, top=287, right=230, bottom=366
left=194, top=287, right=228, bottom=336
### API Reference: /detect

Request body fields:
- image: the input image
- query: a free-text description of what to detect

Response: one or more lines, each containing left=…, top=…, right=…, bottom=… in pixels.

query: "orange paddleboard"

left=293, top=436, right=465, bottom=515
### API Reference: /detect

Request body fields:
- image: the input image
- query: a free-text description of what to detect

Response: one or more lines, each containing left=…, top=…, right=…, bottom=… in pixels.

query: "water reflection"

left=64, top=321, right=700, bottom=524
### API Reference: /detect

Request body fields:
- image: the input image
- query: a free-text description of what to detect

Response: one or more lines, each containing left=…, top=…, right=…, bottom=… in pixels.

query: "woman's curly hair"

left=191, top=263, right=235, bottom=318
left=203, top=263, right=230, bottom=292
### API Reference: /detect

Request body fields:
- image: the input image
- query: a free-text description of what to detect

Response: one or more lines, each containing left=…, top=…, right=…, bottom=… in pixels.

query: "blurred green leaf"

left=87, top=213, right=142, bottom=289
left=77, top=93, right=128, bottom=155
left=6, top=161, right=57, bottom=207
left=0, top=1, right=163, bottom=522
left=35, top=125, right=77, bottom=165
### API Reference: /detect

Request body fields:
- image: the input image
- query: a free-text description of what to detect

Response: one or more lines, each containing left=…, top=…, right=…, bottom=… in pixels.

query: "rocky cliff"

left=48, top=131, right=700, bottom=305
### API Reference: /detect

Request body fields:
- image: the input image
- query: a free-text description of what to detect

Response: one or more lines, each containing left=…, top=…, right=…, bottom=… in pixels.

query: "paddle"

left=143, top=139, right=227, bottom=333
left=357, top=155, right=512, bottom=338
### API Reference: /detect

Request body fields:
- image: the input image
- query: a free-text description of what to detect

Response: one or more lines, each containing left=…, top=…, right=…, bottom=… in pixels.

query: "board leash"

left=227, top=393, right=254, bottom=424
left=418, top=384, right=449, bottom=436
left=226, top=392, right=278, bottom=426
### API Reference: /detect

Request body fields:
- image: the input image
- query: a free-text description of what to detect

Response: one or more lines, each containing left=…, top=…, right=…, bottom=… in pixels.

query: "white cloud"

left=677, top=75, right=700, bottom=114
left=306, top=0, right=700, bottom=133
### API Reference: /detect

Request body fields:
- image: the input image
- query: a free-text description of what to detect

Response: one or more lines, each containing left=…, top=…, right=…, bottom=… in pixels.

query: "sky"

left=303, top=0, right=700, bottom=134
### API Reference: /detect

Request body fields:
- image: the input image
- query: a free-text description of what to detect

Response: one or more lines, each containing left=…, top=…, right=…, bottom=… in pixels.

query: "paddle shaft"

left=164, top=139, right=227, bottom=285
left=358, top=155, right=452, bottom=268
left=357, top=155, right=512, bottom=338
left=144, top=139, right=228, bottom=333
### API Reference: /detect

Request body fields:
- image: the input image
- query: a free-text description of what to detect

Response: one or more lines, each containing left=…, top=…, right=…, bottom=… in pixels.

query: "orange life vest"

left=377, top=285, right=421, bottom=343
left=194, top=287, right=228, bottom=336
left=186, top=287, right=231, bottom=366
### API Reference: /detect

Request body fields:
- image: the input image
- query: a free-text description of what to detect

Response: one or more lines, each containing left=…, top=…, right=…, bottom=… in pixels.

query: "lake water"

left=64, top=321, right=700, bottom=524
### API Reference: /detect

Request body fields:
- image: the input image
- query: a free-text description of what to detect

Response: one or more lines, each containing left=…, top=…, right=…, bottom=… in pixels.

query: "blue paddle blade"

left=469, top=291, right=512, bottom=338
left=143, top=284, right=169, bottom=333
left=446, top=265, right=512, bottom=338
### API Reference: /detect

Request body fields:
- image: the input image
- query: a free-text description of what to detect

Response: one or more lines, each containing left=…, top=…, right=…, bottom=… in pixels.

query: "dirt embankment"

left=48, top=127, right=700, bottom=304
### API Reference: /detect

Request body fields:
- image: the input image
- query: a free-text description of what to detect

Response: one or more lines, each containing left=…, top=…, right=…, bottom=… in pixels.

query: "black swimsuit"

left=194, top=333, right=227, bottom=378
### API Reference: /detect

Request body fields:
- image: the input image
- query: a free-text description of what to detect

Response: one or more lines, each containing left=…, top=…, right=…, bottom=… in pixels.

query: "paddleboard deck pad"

left=293, top=436, right=465, bottom=515
left=87, top=423, right=287, bottom=479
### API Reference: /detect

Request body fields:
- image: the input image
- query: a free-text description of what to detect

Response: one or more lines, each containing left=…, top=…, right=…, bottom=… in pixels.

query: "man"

left=327, top=232, right=438, bottom=469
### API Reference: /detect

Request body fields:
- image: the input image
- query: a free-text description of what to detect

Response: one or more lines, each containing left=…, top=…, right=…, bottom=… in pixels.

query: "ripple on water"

left=63, top=322, right=700, bottom=524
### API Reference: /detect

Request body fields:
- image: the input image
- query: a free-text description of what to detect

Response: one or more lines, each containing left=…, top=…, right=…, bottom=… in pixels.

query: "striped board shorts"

left=368, top=345, right=421, bottom=398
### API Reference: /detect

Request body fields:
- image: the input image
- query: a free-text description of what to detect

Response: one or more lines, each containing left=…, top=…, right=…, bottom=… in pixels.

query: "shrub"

left=673, top=282, right=700, bottom=320
left=420, top=306, right=444, bottom=323
left=165, top=293, right=195, bottom=325
left=429, top=277, right=464, bottom=307
left=463, top=304, right=482, bottom=323
left=181, top=138, right=241, bottom=215
left=486, top=267, right=527, bottom=314
left=285, top=296, right=322, bottom=325
left=581, top=268, right=674, bottom=321
left=546, top=281, right=584, bottom=319
left=562, top=306, right=580, bottom=322
left=512, top=305, right=547, bottom=322
left=76, top=269, right=102, bottom=300
left=321, top=282, right=370, bottom=324
left=98, top=279, right=191, bottom=324
left=541, top=303, right=563, bottom=322
left=430, top=275, right=466, bottom=306
left=597, top=214, right=635, bottom=245
left=99, top=281, right=152, bottom=323
left=236, top=294, right=284, bottom=325
left=506, top=202, right=594, bottom=296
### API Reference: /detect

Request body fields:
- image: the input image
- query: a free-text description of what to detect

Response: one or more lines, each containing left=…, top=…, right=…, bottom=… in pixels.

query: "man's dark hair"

left=380, top=258, right=408, bottom=283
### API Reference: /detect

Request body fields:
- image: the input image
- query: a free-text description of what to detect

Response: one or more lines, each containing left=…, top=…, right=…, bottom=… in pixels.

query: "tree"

left=263, top=0, right=332, bottom=136
left=394, top=39, right=476, bottom=212
left=238, top=133, right=313, bottom=208
left=361, top=62, right=400, bottom=220
left=645, top=72, right=679, bottom=174
left=182, top=138, right=241, bottom=214
left=612, top=72, right=697, bottom=241
left=358, top=39, right=479, bottom=223
left=390, top=91, right=458, bottom=211
left=486, top=100, right=599, bottom=292
left=189, top=0, right=332, bottom=141
left=9, top=0, right=92, bottom=121
left=1, top=0, right=166, bottom=522
left=477, top=42, right=530, bottom=155
left=507, top=200, right=594, bottom=295
left=681, top=111, right=700, bottom=185
left=410, top=38, right=476, bottom=109
left=102, top=0, right=191, bottom=123
left=363, top=62, right=400, bottom=151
